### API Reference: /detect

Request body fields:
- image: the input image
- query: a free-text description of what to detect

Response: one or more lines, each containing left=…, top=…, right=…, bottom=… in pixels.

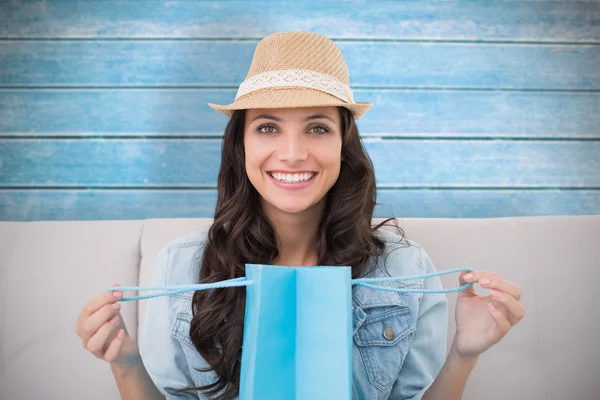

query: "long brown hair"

left=175, top=106, right=404, bottom=399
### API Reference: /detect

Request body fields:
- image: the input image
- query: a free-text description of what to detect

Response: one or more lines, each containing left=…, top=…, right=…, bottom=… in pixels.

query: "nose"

left=277, top=132, right=308, bottom=164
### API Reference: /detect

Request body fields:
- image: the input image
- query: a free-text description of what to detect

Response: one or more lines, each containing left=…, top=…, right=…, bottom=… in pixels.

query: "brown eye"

left=258, top=124, right=277, bottom=134
left=308, top=125, right=329, bottom=134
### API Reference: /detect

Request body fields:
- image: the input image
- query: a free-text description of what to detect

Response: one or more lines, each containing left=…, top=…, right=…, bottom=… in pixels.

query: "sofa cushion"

left=0, top=220, right=144, bottom=399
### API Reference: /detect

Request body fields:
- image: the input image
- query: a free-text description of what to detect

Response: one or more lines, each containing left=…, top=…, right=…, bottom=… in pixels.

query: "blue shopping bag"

left=112, top=263, right=472, bottom=400
left=240, top=264, right=353, bottom=399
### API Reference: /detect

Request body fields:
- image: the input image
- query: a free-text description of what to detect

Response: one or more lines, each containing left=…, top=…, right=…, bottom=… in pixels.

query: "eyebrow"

left=250, top=113, right=337, bottom=125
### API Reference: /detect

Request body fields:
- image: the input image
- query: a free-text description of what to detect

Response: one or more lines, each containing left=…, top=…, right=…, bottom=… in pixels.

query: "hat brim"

left=208, top=87, right=372, bottom=120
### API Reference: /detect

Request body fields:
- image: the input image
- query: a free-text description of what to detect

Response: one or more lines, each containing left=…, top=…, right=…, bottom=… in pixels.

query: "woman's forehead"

left=245, top=106, right=339, bottom=122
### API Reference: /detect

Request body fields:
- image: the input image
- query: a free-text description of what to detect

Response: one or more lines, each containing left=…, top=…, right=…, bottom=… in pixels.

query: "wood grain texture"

left=1, top=189, right=598, bottom=221
left=2, top=139, right=598, bottom=187
left=1, top=1, right=598, bottom=42
left=2, top=41, right=598, bottom=89
left=2, top=89, right=598, bottom=138
left=1, top=0, right=598, bottom=221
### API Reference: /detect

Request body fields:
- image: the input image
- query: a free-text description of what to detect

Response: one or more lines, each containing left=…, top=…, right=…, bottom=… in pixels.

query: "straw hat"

left=208, top=31, right=373, bottom=120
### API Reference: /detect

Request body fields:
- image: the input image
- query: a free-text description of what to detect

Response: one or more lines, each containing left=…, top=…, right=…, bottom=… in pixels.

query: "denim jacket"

left=139, top=228, right=448, bottom=400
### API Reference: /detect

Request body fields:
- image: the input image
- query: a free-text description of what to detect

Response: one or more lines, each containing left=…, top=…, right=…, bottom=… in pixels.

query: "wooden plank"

left=2, top=41, right=598, bottom=89
left=2, top=139, right=599, bottom=187
left=1, top=1, right=598, bottom=42
left=1, top=89, right=598, bottom=138
left=1, top=189, right=598, bottom=221
left=375, top=189, right=600, bottom=218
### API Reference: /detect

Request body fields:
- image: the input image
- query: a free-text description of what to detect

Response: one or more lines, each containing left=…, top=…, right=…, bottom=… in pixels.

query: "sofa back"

left=1, top=215, right=598, bottom=399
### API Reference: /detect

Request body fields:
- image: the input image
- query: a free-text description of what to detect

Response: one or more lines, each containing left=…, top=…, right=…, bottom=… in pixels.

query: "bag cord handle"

left=352, top=267, right=473, bottom=293
left=109, top=267, right=474, bottom=302
left=110, top=277, right=254, bottom=302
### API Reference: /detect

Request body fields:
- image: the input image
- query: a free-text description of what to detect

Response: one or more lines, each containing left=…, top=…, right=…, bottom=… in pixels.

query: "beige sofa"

left=1, top=215, right=599, bottom=399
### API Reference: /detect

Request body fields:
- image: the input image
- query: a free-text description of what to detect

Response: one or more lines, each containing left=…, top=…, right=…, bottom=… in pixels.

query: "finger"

left=463, top=270, right=503, bottom=284
left=489, top=298, right=508, bottom=315
left=479, top=277, right=523, bottom=301
left=86, top=315, right=120, bottom=358
left=489, top=289, right=527, bottom=325
left=458, top=271, right=478, bottom=296
left=79, top=302, right=121, bottom=344
left=104, top=329, right=126, bottom=364
left=459, top=270, right=503, bottom=296
left=76, top=285, right=123, bottom=334
left=488, top=302, right=512, bottom=337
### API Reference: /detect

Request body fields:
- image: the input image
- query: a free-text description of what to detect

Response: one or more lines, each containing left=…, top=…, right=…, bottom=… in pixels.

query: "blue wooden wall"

left=1, top=0, right=599, bottom=221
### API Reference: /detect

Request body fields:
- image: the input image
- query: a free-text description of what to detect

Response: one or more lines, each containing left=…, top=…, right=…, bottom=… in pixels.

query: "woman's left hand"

left=452, top=270, right=526, bottom=359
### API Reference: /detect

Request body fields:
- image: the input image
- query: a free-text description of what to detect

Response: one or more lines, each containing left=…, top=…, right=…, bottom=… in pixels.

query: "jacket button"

left=383, top=326, right=395, bottom=340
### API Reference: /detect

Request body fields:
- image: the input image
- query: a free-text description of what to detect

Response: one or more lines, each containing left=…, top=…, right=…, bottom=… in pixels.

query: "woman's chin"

left=273, top=204, right=311, bottom=215
left=267, top=199, right=317, bottom=215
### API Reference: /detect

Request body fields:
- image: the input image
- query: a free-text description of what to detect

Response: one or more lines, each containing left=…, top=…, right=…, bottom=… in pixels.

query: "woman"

left=75, top=31, right=526, bottom=399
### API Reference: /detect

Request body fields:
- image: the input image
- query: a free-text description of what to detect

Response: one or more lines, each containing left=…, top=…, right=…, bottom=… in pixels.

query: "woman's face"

left=244, top=106, right=343, bottom=215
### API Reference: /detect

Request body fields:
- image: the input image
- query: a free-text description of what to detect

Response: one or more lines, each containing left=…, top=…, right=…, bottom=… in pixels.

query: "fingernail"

left=491, top=290, right=502, bottom=298
left=480, top=278, right=491, bottom=285
left=113, top=290, right=122, bottom=298
left=113, top=303, right=121, bottom=310
left=464, top=274, right=473, bottom=281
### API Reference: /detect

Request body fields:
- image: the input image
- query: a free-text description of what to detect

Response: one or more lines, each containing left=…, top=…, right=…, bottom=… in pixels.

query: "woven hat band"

left=235, top=69, right=355, bottom=104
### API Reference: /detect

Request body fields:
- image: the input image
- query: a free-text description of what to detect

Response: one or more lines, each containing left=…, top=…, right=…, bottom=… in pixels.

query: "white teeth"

left=270, top=172, right=315, bottom=183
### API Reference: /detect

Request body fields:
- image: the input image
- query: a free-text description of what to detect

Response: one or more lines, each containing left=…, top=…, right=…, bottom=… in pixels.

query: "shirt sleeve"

left=388, top=246, right=449, bottom=400
left=138, top=245, right=199, bottom=399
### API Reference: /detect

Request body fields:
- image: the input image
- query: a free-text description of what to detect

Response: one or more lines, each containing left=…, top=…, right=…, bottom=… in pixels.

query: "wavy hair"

left=175, top=106, right=403, bottom=399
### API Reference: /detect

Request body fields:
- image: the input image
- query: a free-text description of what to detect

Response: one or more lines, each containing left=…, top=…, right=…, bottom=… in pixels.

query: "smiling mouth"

left=267, top=172, right=317, bottom=184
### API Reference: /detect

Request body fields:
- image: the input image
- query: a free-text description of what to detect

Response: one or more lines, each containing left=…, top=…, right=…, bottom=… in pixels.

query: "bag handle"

left=352, top=267, right=473, bottom=294
left=110, top=277, right=254, bottom=302
left=108, top=267, right=473, bottom=302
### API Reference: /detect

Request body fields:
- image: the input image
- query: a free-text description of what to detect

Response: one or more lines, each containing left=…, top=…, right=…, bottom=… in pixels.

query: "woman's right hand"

left=75, top=285, right=141, bottom=367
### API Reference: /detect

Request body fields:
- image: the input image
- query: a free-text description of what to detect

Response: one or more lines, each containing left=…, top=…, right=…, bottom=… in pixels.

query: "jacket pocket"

left=171, top=312, right=195, bottom=349
left=353, top=305, right=416, bottom=391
